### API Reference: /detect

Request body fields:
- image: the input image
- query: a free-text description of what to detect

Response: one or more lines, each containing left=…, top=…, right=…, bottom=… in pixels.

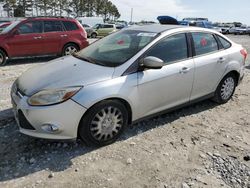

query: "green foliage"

left=0, top=0, right=120, bottom=20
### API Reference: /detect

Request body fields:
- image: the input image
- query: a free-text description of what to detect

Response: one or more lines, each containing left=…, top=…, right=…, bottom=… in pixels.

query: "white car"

left=11, top=25, right=247, bottom=146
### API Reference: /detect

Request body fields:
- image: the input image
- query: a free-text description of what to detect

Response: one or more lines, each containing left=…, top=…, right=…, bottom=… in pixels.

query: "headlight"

left=28, top=87, right=82, bottom=106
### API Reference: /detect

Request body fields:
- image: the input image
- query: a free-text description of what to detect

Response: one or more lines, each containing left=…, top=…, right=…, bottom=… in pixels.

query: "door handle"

left=33, top=36, right=42, bottom=39
left=179, top=67, right=190, bottom=74
left=60, top=34, right=68, bottom=37
left=217, top=57, right=226, bottom=63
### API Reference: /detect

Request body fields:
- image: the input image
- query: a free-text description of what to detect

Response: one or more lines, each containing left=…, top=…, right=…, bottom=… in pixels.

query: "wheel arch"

left=77, top=97, right=133, bottom=138
left=0, top=47, right=8, bottom=57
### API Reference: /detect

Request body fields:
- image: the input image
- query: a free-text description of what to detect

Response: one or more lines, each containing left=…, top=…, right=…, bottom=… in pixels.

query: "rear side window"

left=44, top=21, right=63, bottom=32
left=192, top=32, right=219, bottom=56
left=63, top=21, right=79, bottom=31
left=217, top=35, right=231, bottom=49
left=145, top=33, right=188, bottom=64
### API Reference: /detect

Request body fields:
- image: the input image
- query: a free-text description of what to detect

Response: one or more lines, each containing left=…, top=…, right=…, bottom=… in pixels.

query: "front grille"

left=18, top=110, right=35, bottom=130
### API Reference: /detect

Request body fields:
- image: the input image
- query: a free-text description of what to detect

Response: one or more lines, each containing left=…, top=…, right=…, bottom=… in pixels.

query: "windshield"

left=75, top=30, right=158, bottom=67
left=1, top=21, right=21, bottom=34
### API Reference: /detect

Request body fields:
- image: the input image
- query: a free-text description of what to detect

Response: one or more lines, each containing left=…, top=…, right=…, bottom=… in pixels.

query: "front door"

left=7, top=21, right=43, bottom=57
left=136, top=33, right=195, bottom=118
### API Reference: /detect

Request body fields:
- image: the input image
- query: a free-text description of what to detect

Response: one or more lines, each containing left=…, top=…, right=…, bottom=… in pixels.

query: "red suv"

left=0, top=17, right=89, bottom=65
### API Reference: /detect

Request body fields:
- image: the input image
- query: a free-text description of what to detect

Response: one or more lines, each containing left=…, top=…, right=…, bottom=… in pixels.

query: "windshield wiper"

left=73, top=53, right=107, bottom=66
left=72, top=54, right=95, bottom=63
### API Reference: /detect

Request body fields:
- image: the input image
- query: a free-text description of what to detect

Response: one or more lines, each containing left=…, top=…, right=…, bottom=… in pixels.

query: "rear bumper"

left=238, top=66, right=245, bottom=85
left=79, top=40, right=89, bottom=49
left=11, top=90, right=87, bottom=140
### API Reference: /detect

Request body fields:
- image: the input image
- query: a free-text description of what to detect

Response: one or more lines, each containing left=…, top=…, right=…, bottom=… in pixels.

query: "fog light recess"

left=41, top=124, right=60, bottom=133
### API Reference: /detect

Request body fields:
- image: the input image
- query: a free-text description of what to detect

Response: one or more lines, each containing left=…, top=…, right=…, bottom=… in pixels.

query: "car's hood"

left=17, top=56, right=115, bottom=96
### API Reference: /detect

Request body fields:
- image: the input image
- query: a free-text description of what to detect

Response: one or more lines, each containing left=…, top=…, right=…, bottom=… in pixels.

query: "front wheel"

left=62, top=43, right=79, bottom=56
left=0, top=49, right=7, bottom=66
left=78, top=100, right=128, bottom=146
left=213, top=74, right=237, bottom=104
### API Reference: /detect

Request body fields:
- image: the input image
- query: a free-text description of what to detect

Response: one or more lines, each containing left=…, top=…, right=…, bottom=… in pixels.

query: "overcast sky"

left=110, top=0, right=250, bottom=25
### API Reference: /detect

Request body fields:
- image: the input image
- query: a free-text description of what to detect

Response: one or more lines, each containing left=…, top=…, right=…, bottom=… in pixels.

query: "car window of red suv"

left=62, top=21, right=79, bottom=31
left=44, top=21, right=64, bottom=32
left=17, top=21, right=43, bottom=34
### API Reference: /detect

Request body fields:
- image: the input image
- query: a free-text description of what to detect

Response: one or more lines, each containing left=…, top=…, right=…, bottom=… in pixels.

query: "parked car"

left=77, top=17, right=104, bottom=27
left=11, top=25, right=246, bottom=146
left=90, top=23, right=117, bottom=38
left=233, top=26, right=248, bottom=35
left=0, top=17, right=89, bottom=65
left=0, top=22, right=11, bottom=32
left=219, top=25, right=234, bottom=34
left=81, top=23, right=94, bottom=37
left=188, top=21, right=222, bottom=33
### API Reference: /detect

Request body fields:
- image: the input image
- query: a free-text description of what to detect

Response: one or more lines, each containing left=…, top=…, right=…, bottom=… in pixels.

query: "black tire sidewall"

left=79, top=100, right=128, bottom=146
left=0, top=49, right=7, bottom=66
left=215, top=74, right=237, bottom=104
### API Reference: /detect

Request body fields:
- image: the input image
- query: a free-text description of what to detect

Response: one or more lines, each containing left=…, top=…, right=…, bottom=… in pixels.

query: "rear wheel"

left=213, top=74, right=237, bottom=104
left=78, top=100, right=128, bottom=146
left=0, top=49, right=7, bottom=66
left=62, top=43, right=79, bottom=56
left=91, top=32, right=97, bottom=38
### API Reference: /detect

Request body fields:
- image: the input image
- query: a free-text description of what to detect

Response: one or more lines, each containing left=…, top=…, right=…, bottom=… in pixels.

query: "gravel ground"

left=0, top=35, right=250, bottom=188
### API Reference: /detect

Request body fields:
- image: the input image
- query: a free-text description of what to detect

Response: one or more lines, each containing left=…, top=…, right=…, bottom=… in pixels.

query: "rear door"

left=7, top=21, right=43, bottom=57
left=62, top=20, right=81, bottom=43
left=190, top=32, right=229, bottom=100
left=41, top=20, right=65, bottom=55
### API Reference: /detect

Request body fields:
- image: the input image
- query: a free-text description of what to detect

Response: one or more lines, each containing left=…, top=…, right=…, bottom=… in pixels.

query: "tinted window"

left=192, top=32, right=218, bottom=56
left=18, top=21, right=43, bottom=34
left=145, top=33, right=188, bottom=64
left=103, top=25, right=113, bottom=28
left=63, top=21, right=78, bottom=31
left=217, top=35, right=231, bottom=49
left=44, top=21, right=63, bottom=32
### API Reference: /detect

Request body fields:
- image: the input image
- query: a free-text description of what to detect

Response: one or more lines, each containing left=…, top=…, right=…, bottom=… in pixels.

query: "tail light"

left=240, top=49, right=247, bottom=64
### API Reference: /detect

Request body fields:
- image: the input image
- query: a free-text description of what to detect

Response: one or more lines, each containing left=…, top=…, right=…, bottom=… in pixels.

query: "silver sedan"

left=11, top=25, right=247, bottom=146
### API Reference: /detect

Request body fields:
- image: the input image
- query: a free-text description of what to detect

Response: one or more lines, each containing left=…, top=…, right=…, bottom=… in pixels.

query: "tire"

left=62, top=43, right=79, bottom=56
left=78, top=100, right=128, bottom=146
left=91, top=32, right=97, bottom=38
left=213, top=74, right=237, bottom=104
left=0, top=49, right=7, bottom=66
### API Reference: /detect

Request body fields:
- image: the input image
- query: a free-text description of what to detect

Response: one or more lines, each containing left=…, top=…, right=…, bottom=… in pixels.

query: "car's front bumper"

left=11, top=89, right=87, bottom=140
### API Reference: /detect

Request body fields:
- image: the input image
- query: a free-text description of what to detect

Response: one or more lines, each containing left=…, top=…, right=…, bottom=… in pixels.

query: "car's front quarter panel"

left=72, top=73, right=140, bottom=121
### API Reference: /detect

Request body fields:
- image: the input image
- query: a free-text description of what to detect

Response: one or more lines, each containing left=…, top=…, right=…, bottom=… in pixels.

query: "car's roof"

left=25, top=17, right=76, bottom=22
left=127, top=24, right=222, bottom=34
left=127, top=24, right=185, bottom=33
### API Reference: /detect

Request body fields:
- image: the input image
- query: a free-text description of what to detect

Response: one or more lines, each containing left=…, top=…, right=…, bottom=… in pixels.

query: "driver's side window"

left=17, top=21, right=43, bottom=34
left=144, top=33, right=188, bottom=64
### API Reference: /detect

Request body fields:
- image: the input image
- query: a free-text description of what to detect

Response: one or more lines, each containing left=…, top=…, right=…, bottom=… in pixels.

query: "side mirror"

left=140, top=56, right=164, bottom=70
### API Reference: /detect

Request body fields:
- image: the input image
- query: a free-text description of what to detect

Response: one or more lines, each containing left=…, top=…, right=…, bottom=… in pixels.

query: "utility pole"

left=130, top=8, right=133, bottom=23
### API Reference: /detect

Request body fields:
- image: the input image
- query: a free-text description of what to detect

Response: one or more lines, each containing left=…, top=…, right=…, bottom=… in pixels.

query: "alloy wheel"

left=64, top=46, right=78, bottom=55
left=0, top=53, right=3, bottom=64
left=220, top=77, right=235, bottom=100
left=90, top=106, right=123, bottom=142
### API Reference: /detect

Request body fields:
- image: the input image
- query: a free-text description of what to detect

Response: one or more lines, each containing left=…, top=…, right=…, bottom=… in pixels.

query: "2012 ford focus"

left=11, top=25, right=247, bottom=146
